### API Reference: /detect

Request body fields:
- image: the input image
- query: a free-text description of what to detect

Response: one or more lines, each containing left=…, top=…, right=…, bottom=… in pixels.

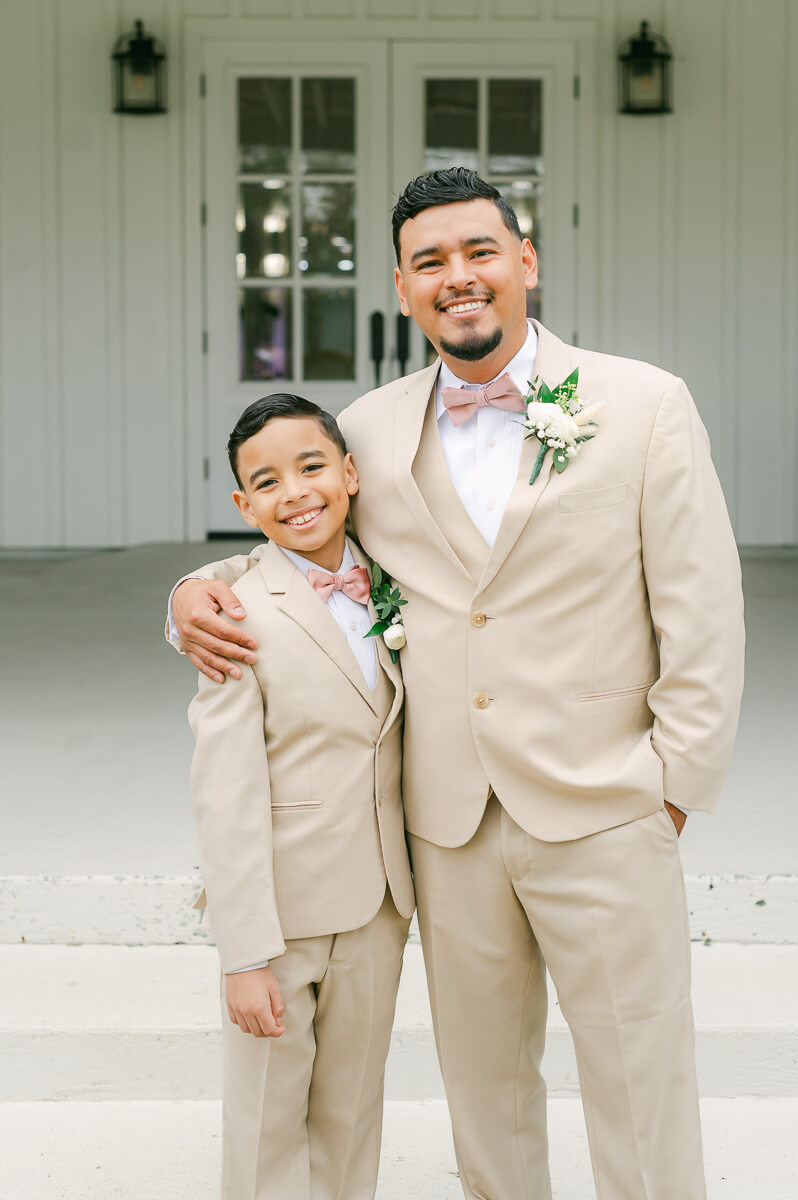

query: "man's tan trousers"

left=220, top=891, right=410, bottom=1199
left=409, top=795, right=705, bottom=1200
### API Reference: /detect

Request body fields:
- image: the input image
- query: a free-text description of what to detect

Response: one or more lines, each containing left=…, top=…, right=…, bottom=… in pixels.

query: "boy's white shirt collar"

left=435, top=320, right=538, bottom=418
left=279, top=539, right=355, bottom=577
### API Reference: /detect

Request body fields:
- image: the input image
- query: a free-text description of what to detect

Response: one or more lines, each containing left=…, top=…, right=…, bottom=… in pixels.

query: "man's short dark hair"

left=228, top=393, right=347, bottom=488
left=392, top=167, right=523, bottom=264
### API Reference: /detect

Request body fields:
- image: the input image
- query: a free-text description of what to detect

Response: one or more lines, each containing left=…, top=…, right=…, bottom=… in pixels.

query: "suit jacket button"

left=473, top=692, right=490, bottom=709
left=471, top=611, right=487, bottom=628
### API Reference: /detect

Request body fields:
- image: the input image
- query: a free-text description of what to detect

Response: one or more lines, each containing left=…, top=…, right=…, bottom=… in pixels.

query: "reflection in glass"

left=301, top=78, right=355, bottom=173
left=303, top=289, right=355, bottom=380
left=239, top=288, right=293, bottom=381
left=424, top=79, right=479, bottom=172
left=498, top=180, right=543, bottom=316
left=488, top=79, right=543, bottom=175
left=301, top=183, right=356, bottom=274
left=238, top=78, right=292, bottom=174
left=238, top=183, right=292, bottom=279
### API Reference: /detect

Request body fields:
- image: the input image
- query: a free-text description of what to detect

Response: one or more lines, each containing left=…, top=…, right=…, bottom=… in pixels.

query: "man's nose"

left=442, top=254, right=477, bottom=292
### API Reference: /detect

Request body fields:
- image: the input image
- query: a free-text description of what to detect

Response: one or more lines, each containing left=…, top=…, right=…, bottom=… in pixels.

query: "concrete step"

left=2, top=942, right=797, bottom=1102
left=1, top=1098, right=797, bottom=1200
left=4, top=871, right=798, bottom=944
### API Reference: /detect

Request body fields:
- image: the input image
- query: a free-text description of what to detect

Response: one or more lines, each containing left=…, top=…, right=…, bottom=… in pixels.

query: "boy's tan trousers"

left=220, top=890, right=409, bottom=1200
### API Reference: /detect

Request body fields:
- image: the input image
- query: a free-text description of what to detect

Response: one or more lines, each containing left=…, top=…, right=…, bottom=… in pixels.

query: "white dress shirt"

left=224, top=538, right=377, bottom=976
left=278, top=540, right=378, bottom=693
left=435, top=321, right=538, bottom=546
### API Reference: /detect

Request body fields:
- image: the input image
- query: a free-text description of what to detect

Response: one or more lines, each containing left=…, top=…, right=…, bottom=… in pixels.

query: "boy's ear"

left=232, top=489, right=261, bottom=529
left=343, top=452, right=359, bottom=496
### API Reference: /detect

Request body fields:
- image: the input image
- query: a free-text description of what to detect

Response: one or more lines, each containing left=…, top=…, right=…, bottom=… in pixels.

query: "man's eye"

left=472, top=249, right=494, bottom=258
left=417, top=260, right=441, bottom=270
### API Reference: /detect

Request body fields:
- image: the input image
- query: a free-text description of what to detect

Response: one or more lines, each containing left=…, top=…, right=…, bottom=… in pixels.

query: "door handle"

left=370, top=311, right=385, bottom=387
left=396, top=313, right=410, bottom=377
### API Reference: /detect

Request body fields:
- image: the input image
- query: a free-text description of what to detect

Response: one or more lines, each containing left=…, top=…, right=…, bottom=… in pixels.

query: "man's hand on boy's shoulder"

left=225, top=965, right=285, bottom=1038
left=174, top=578, right=259, bottom=683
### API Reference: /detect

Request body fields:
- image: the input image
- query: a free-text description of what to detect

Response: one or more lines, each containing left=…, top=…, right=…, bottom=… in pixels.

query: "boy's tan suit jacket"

left=188, top=540, right=414, bottom=974
left=189, top=322, right=745, bottom=852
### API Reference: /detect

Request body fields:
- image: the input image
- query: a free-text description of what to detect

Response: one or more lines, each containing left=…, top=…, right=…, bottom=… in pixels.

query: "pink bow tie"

left=307, top=565, right=371, bottom=605
left=441, top=372, right=525, bottom=427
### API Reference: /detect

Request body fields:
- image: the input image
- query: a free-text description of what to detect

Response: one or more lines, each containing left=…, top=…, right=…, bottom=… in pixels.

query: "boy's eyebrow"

left=248, top=449, right=328, bottom=487
left=409, top=235, right=501, bottom=266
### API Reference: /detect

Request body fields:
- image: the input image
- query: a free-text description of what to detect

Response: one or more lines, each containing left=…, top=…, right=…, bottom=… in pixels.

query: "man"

left=171, top=168, right=745, bottom=1199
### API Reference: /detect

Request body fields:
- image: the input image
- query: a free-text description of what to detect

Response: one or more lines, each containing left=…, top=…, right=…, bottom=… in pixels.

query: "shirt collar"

left=436, top=320, right=538, bottom=421
left=278, top=539, right=354, bottom=579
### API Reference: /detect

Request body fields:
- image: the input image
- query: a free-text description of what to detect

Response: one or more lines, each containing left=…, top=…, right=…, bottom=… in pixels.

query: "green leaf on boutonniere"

left=529, top=442, right=549, bottom=484
left=372, top=562, right=383, bottom=587
left=553, top=448, right=570, bottom=473
left=538, top=380, right=556, bottom=404
left=364, top=619, right=390, bottom=639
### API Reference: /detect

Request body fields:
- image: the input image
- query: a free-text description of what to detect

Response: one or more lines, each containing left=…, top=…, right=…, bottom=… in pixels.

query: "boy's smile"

left=232, top=417, right=358, bottom=573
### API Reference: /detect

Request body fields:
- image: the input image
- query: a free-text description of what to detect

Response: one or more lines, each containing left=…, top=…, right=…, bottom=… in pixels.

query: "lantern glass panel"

left=626, top=61, right=665, bottom=111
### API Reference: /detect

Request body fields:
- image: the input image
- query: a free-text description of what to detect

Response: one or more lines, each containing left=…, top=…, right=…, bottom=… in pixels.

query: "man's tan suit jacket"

left=188, top=541, right=414, bottom=974
left=190, top=322, right=745, bottom=851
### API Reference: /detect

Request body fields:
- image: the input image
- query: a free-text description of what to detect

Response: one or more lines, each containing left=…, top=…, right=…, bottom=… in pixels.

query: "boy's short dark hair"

left=228, top=394, right=347, bottom=488
left=392, top=167, right=523, bottom=264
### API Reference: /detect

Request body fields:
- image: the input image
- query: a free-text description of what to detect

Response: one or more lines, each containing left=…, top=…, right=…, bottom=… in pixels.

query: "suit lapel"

left=259, top=542, right=381, bottom=716
left=351, top=541, right=404, bottom=727
left=393, top=361, right=474, bottom=583
left=476, top=321, right=578, bottom=596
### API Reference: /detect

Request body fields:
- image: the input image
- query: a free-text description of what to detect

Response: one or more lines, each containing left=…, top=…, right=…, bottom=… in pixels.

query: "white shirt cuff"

left=166, top=574, right=205, bottom=650
left=227, top=961, right=269, bottom=973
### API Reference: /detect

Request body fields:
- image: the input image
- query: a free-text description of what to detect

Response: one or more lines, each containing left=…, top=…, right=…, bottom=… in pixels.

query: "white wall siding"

left=0, top=0, right=795, bottom=547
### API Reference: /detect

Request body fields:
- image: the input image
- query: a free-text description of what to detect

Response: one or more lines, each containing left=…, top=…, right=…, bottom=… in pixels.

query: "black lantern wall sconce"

left=618, top=21, right=673, bottom=115
left=112, top=20, right=167, bottom=115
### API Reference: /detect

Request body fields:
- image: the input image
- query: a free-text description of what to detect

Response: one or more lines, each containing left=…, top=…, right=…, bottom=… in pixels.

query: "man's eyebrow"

left=409, top=235, right=501, bottom=266
left=248, top=449, right=327, bottom=486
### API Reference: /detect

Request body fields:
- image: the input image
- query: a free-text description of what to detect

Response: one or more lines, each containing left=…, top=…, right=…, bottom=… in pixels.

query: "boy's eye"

left=256, top=478, right=277, bottom=490
left=302, top=463, right=324, bottom=473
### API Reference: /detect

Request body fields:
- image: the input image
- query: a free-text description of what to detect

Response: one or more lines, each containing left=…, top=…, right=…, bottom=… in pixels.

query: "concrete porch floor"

left=0, top=545, right=795, bottom=879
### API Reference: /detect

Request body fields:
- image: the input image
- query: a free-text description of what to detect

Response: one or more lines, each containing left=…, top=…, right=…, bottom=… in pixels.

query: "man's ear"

left=394, top=266, right=411, bottom=317
left=521, top=239, right=539, bottom=291
left=343, top=452, right=359, bottom=496
left=232, top=489, right=261, bottom=529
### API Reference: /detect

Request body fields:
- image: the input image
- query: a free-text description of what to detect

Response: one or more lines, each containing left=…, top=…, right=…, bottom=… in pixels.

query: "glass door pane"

left=392, top=40, right=577, bottom=375
left=203, top=39, right=389, bottom=532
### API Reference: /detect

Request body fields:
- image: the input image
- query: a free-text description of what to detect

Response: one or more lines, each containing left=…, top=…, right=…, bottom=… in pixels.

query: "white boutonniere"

left=364, top=562, right=407, bottom=663
left=521, top=368, right=603, bottom=484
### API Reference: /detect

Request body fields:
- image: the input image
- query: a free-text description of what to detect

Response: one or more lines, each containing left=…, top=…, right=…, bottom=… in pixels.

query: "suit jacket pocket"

left=558, top=482, right=629, bottom=514
left=269, top=704, right=322, bottom=808
left=577, top=680, right=656, bottom=702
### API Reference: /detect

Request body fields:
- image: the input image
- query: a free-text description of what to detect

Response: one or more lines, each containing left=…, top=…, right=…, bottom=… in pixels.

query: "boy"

left=188, top=393, right=414, bottom=1200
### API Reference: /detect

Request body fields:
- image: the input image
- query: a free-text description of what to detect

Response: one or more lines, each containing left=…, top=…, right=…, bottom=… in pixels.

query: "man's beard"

left=439, top=325, right=503, bottom=362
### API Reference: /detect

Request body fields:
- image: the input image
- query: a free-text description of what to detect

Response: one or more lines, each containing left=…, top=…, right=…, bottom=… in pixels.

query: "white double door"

left=202, top=37, right=577, bottom=531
